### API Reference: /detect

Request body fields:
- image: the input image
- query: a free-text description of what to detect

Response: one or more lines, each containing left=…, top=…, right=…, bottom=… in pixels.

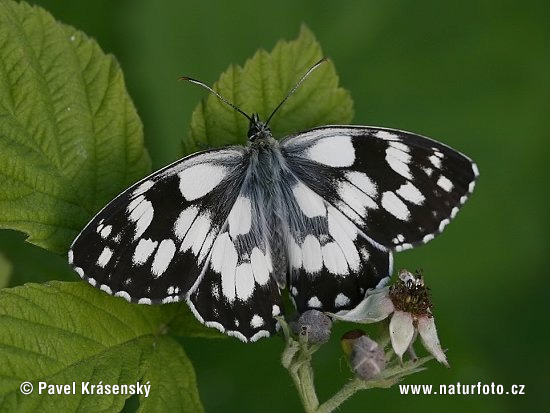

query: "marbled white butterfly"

left=69, top=59, right=479, bottom=342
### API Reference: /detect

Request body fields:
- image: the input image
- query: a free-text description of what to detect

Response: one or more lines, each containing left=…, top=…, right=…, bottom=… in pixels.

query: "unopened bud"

left=340, top=329, right=366, bottom=357
left=293, top=309, right=332, bottom=344
left=350, top=335, right=385, bottom=380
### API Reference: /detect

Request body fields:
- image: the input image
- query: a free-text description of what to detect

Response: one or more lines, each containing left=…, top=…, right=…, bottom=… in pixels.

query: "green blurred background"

left=2, top=0, right=548, bottom=411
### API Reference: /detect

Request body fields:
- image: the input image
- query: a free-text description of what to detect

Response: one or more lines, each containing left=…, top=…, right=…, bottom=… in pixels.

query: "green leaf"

left=0, top=230, right=74, bottom=287
left=0, top=281, right=204, bottom=411
left=185, top=25, right=354, bottom=154
left=138, top=337, right=203, bottom=413
left=0, top=0, right=151, bottom=254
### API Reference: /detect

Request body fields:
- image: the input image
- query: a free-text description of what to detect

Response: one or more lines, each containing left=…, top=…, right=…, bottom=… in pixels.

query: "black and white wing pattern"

left=69, top=147, right=281, bottom=342
left=278, top=126, right=478, bottom=314
left=281, top=126, right=479, bottom=252
left=275, top=165, right=392, bottom=315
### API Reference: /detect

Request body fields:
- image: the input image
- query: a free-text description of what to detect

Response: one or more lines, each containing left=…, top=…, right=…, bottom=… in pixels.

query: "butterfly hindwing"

left=275, top=164, right=392, bottom=314
left=281, top=126, right=479, bottom=252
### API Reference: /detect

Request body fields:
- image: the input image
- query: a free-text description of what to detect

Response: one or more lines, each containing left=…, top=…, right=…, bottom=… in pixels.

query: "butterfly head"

left=247, top=114, right=272, bottom=142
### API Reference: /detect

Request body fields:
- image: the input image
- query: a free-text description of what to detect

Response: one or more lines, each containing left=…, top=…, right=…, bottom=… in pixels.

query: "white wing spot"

left=100, top=225, right=112, bottom=239
left=439, top=218, right=450, bottom=232
left=288, top=237, right=302, bottom=269
left=272, top=305, right=281, bottom=316
left=174, top=206, right=199, bottom=240
left=151, top=239, right=176, bottom=278
left=322, top=242, right=348, bottom=275
left=345, top=171, right=377, bottom=198
left=423, top=166, right=434, bottom=176
left=422, top=234, right=435, bottom=243
left=302, top=235, right=323, bottom=273
left=181, top=213, right=211, bottom=255
left=451, top=206, right=460, bottom=218
left=211, top=233, right=238, bottom=302
left=472, top=163, right=480, bottom=177
left=178, top=163, right=227, bottom=201
left=115, top=291, right=131, bottom=301
left=291, top=286, right=298, bottom=296
left=306, top=135, right=355, bottom=167
left=100, top=284, right=112, bottom=294
left=389, top=141, right=410, bottom=153
left=250, top=314, right=264, bottom=328
left=335, top=293, right=351, bottom=307
left=250, top=330, right=270, bottom=342
left=359, top=247, right=370, bottom=261
left=133, top=180, right=154, bottom=197
left=327, top=207, right=360, bottom=271
left=198, top=229, right=217, bottom=263
left=133, top=238, right=158, bottom=265
left=338, top=181, right=377, bottom=215
left=395, top=243, right=413, bottom=252
left=385, top=147, right=412, bottom=179
left=68, top=250, right=73, bottom=265
left=437, top=175, right=454, bottom=192
left=97, top=247, right=113, bottom=268
left=375, top=130, right=399, bottom=140
left=307, top=296, right=322, bottom=308
left=138, top=298, right=152, bottom=305
left=292, top=182, right=326, bottom=218
left=212, top=284, right=220, bottom=300
left=235, top=263, right=255, bottom=301
left=251, top=248, right=270, bottom=285
left=128, top=196, right=154, bottom=240
left=396, top=182, right=425, bottom=205
left=381, top=191, right=411, bottom=221
left=429, top=154, right=442, bottom=169
left=433, top=150, right=444, bottom=158
left=228, top=196, right=252, bottom=237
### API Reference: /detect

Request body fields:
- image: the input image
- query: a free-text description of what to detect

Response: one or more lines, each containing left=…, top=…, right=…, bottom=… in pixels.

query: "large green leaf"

left=138, top=337, right=203, bottom=413
left=0, top=281, right=204, bottom=412
left=184, top=25, right=354, bottom=154
left=0, top=0, right=151, bottom=254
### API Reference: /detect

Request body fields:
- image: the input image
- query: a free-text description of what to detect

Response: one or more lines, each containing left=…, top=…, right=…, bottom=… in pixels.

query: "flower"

left=349, top=335, right=386, bottom=380
left=292, top=309, right=332, bottom=344
left=332, top=269, right=449, bottom=367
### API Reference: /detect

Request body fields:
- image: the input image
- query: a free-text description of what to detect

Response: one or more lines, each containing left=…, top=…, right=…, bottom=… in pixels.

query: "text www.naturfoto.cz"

left=399, top=382, right=525, bottom=395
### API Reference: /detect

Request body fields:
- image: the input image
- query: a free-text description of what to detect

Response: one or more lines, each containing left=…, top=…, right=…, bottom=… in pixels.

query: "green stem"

left=297, top=360, right=319, bottom=412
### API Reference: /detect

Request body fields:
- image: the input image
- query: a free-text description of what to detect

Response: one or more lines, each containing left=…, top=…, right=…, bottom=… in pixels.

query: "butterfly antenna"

left=179, top=76, right=253, bottom=122
left=265, top=57, right=328, bottom=126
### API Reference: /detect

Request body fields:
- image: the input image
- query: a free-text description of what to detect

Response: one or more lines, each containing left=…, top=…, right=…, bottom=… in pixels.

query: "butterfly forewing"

left=281, top=126, right=479, bottom=252
left=69, top=148, right=247, bottom=303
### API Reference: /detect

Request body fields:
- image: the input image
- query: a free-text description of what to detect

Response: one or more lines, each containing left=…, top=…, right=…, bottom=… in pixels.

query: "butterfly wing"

left=279, top=126, right=477, bottom=313
left=69, top=147, right=281, bottom=341
left=281, top=126, right=479, bottom=252
left=275, top=164, right=392, bottom=314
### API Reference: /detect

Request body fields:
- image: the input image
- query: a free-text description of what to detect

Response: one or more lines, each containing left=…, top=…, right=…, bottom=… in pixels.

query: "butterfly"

left=68, top=59, right=479, bottom=342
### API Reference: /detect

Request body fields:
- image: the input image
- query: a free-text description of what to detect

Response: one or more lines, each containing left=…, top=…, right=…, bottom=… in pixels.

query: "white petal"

left=331, top=287, right=394, bottom=323
left=389, top=311, right=415, bottom=360
left=418, top=316, right=449, bottom=367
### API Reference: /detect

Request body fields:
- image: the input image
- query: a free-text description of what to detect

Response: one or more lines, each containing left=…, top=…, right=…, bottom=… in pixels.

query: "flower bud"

left=340, top=329, right=366, bottom=357
left=292, top=309, right=332, bottom=344
left=350, top=335, right=385, bottom=381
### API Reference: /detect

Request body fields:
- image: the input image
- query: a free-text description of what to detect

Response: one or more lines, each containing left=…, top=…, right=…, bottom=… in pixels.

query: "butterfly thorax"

left=247, top=114, right=273, bottom=143
left=244, top=134, right=289, bottom=288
